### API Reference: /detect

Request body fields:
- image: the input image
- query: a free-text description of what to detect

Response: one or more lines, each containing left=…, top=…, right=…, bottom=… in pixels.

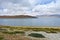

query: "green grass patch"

left=0, top=36, right=4, bottom=40
left=46, top=31, right=57, bottom=33
left=2, top=31, right=25, bottom=34
left=14, top=31, right=25, bottom=34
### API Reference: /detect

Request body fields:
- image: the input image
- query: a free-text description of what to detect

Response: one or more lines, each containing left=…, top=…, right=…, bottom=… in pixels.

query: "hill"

left=0, top=15, right=37, bottom=18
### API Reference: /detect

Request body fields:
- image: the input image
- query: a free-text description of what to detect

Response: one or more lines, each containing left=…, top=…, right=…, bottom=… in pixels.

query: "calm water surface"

left=0, top=17, right=60, bottom=26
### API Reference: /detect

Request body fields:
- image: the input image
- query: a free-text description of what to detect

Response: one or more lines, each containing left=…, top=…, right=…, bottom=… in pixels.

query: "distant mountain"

left=37, top=14, right=60, bottom=17
left=49, top=14, right=60, bottom=17
left=0, top=15, right=37, bottom=18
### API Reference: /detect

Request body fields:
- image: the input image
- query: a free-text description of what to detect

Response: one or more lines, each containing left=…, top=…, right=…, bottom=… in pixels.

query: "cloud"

left=32, top=0, right=60, bottom=15
left=0, top=0, right=60, bottom=16
left=0, top=2, right=31, bottom=15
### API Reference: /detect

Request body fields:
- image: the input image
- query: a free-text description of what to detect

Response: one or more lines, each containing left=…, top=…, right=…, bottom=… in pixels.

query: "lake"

left=0, top=17, right=60, bottom=26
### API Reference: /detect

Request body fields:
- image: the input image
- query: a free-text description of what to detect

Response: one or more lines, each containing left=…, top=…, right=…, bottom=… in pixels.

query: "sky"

left=0, top=0, right=60, bottom=16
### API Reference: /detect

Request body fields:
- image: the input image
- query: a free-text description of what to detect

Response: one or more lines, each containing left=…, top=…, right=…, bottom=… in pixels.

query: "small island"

left=0, top=15, right=37, bottom=18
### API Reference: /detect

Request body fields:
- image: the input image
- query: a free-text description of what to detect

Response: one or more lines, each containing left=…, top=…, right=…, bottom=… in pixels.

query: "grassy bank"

left=0, top=26, right=60, bottom=33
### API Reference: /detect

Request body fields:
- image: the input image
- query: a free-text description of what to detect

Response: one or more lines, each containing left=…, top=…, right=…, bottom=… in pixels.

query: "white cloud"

left=0, top=2, right=31, bottom=15
left=0, top=0, right=60, bottom=16
left=32, top=0, right=60, bottom=15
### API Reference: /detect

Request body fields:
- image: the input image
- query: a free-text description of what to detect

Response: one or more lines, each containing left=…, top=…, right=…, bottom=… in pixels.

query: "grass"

left=2, top=31, right=25, bottom=34
left=0, top=26, right=60, bottom=33
left=14, top=31, right=25, bottom=34
left=28, top=33, right=45, bottom=38
left=0, top=26, right=60, bottom=40
left=0, top=36, right=4, bottom=40
left=0, top=37, right=4, bottom=40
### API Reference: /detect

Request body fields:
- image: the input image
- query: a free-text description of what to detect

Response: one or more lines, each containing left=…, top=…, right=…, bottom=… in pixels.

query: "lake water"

left=0, top=17, right=60, bottom=26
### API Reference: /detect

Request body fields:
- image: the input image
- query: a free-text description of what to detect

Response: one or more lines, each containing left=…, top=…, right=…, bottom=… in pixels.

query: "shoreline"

left=0, top=25, right=60, bottom=28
